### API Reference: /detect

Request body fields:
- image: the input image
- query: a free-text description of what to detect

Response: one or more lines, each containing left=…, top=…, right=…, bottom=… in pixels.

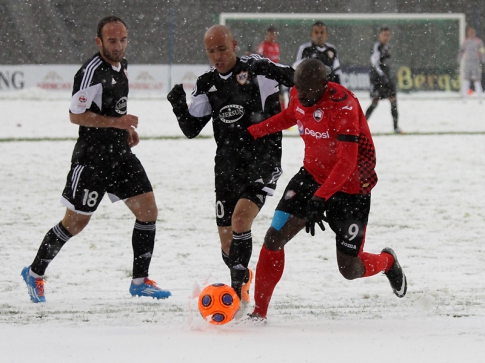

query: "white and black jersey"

left=369, top=41, right=392, bottom=80
left=178, top=55, right=294, bottom=196
left=368, top=41, right=396, bottom=99
left=61, top=52, right=153, bottom=214
left=69, top=52, right=131, bottom=165
left=293, top=42, right=342, bottom=84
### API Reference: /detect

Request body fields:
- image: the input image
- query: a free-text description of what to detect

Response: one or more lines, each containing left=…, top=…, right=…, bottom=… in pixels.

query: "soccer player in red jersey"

left=256, top=25, right=280, bottom=63
left=256, top=25, right=286, bottom=110
left=244, top=58, right=407, bottom=321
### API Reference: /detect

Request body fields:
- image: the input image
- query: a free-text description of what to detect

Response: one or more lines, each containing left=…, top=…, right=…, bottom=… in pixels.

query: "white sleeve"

left=294, top=43, right=307, bottom=63
left=188, top=92, right=212, bottom=118
left=370, top=43, right=384, bottom=76
left=70, top=83, right=103, bottom=114
left=333, top=57, right=343, bottom=75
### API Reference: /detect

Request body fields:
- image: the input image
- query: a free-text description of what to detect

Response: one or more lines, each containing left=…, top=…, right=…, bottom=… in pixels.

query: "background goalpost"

left=220, top=13, right=466, bottom=93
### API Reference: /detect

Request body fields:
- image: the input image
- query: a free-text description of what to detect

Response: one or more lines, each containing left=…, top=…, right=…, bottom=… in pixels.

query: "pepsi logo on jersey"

left=303, top=127, right=330, bottom=139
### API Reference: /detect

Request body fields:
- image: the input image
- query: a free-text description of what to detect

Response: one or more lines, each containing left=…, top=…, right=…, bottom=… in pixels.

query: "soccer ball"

left=198, top=283, right=240, bottom=325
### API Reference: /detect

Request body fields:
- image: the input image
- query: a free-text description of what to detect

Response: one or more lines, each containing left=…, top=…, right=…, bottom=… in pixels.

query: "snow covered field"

left=1, top=91, right=485, bottom=362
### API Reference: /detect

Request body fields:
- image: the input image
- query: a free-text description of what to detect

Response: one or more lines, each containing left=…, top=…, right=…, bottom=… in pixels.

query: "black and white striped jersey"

left=69, top=52, right=130, bottom=165
left=182, top=55, right=294, bottom=191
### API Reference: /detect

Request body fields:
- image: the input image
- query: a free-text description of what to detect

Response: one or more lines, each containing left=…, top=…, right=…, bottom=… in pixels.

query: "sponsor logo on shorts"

left=304, top=128, right=329, bottom=139
left=341, top=241, right=357, bottom=250
left=219, top=104, right=245, bottom=123
left=115, top=96, right=128, bottom=114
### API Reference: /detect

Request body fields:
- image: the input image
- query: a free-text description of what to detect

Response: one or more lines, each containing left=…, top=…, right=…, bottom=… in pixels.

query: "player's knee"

left=231, top=214, right=251, bottom=233
left=262, top=210, right=291, bottom=250
left=337, top=257, right=365, bottom=280
left=263, top=228, right=285, bottom=251
left=339, top=265, right=361, bottom=280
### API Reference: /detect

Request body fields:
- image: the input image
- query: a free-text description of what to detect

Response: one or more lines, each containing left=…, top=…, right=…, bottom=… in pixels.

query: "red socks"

left=360, top=251, right=395, bottom=277
left=253, top=246, right=285, bottom=318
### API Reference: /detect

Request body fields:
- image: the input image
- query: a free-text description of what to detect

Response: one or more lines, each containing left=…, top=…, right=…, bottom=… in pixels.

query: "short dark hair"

left=266, top=25, right=277, bottom=33
left=313, top=21, right=327, bottom=29
left=97, top=16, right=127, bottom=39
left=379, top=25, right=390, bottom=33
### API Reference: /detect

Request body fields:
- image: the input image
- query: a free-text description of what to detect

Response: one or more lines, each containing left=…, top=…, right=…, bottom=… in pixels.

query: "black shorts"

left=276, top=167, right=370, bottom=257
left=61, top=153, right=153, bottom=215
left=370, top=76, right=396, bottom=99
left=215, top=185, right=267, bottom=227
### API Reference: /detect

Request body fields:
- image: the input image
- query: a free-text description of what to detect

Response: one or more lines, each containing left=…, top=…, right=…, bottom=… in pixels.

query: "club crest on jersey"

left=327, top=50, right=334, bottom=59
left=219, top=104, right=245, bottom=123
left=313, top=108, right=323, bottom=122
left=115, top=96, right=128, bottom=114
left=236, top=71, right=248, bottom=85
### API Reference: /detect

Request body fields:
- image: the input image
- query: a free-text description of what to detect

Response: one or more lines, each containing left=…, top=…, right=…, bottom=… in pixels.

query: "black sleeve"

left=249, top=56, right=295, bottom=87
left=172, top=104, right=211, bottom=139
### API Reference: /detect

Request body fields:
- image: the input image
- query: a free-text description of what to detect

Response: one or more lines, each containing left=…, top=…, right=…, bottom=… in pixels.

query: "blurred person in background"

left=257, top=25, right=286, bottom=110
left=458, top=25, right=485, bottom=102
left=365, top=25, right=403, bottom=134
left=294, top=21, right=342, bottom=84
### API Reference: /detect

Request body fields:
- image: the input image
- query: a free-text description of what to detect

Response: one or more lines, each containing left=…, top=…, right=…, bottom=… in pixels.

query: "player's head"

left=378, top=25, right=391, bottom=45
left=294, top=58, right=328, bottom=107
left=466, top=26, right=476, bottom=38
left=204, top=25, right=238, bottom=74
left=95, top=16, right=128, bottom=66
left=310, top=21, right=328, bottom=46
left=265, top=25, right=278, bottom=43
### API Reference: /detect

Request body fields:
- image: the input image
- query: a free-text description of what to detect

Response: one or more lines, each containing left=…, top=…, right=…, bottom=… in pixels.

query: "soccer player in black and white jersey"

left=21, top=16, right=171, bottom=303
left=365, top=26, right=403, bottom=134
left=293, top=21, right=342, bottom=84
left=167, top=25, right=294, bottom=308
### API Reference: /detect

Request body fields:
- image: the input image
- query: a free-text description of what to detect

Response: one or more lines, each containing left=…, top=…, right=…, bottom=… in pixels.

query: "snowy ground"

left=1, top=90, right=485, bottom=362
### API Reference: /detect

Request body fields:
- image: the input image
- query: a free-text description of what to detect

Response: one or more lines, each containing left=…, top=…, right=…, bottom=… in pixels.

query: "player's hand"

left=305, top=196, right=327, bottom=236
left=127, top=127, right=139, bottom=148
left=167, top=84, right=187, bottom=108
left=118, top=114, right=138, bottom=130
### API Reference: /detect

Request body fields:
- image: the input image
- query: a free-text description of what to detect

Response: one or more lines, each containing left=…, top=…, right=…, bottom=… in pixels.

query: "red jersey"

left=248, top=83, right=377, bottom=200
left=256, top=41, right=280, bottom=63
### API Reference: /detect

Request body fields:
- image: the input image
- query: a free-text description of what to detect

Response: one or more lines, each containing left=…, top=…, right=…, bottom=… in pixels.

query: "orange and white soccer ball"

left=198, top=283, right=240, bottom=325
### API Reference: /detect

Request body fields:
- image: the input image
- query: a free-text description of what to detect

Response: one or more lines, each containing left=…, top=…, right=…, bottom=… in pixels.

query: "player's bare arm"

left=69, top=111, right=138, bottom=129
